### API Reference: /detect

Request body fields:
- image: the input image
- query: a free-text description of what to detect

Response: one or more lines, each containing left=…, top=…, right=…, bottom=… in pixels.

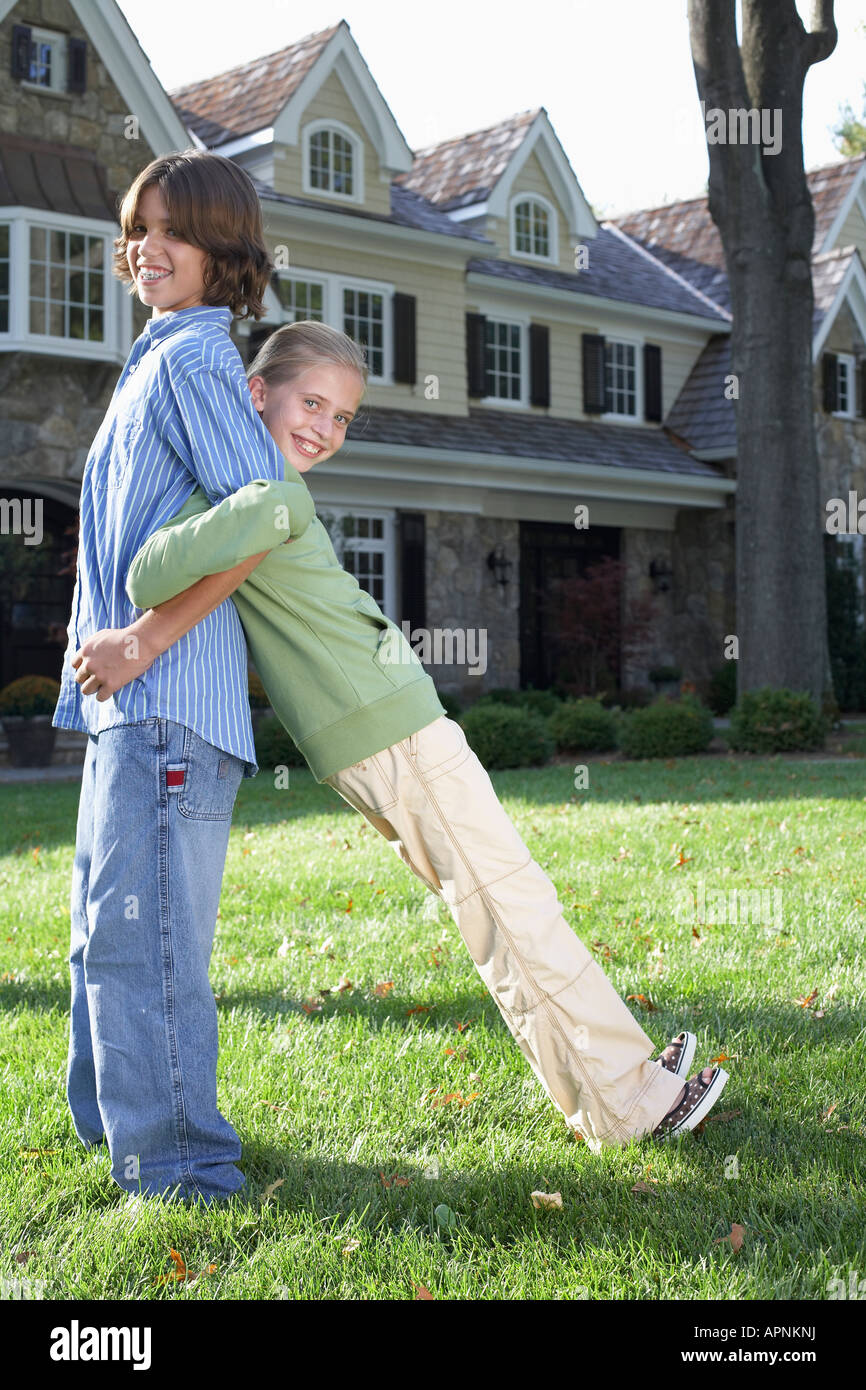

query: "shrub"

left=474, top=686, right=562, bottom=717
left=727, top=687, right=827, bottom=753
left=707, top=662, right=737, bottom=716
left=618, top=694, right=715, bottom=760
left=549, top=698, right=618, bottom=752
left=461, top=702, right=554, bottom=770
left=435, top=689, right=463, bottom=721
left=248, top=670, right=270, bottom=709
left=254, top=715, right=308, bottom=769
left=0, top=675, right=61, bottom=717
left=600, top=686, right=653, bottom=710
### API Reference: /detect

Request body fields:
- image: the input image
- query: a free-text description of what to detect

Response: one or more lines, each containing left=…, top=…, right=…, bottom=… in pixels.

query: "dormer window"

left=11, top=25, right=87, bottom=95
left=303, top=121, right=364, bottom=203
left=510, top=194, right=557, bottom=262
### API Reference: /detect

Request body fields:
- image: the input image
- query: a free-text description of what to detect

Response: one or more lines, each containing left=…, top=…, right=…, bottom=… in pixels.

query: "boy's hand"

left=72, top=627, right=157, bottom=701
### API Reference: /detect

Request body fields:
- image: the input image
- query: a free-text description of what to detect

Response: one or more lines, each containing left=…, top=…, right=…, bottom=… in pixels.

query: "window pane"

left=87, top=309, right=104, bottom=341
left=50, top=230, right=65, bottom=263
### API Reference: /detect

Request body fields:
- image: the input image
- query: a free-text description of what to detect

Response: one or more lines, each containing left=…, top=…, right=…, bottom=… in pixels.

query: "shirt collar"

left=142, top=304, right=233, bottom=344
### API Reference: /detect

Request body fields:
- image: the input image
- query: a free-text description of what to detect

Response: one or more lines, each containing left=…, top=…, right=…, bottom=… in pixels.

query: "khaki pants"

left=325, top=716, right=684, bottom=1152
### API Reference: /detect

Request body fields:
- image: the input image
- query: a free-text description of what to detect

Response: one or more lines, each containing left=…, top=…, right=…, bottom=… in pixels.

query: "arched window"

left=511, top=195, right=556, bottom=261
left=303, top=122, right=363, bottom=201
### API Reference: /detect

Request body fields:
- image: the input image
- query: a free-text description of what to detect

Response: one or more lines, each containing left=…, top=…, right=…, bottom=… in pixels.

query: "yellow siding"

left=272, top=69, right=392, bottom=218
left=265, top=228, right=469, bottom=415
left=484, top=151, right=574, bottom=273
left=835, top=204, right=866, bottom=261
left=465, top=299, right=710, bottom=421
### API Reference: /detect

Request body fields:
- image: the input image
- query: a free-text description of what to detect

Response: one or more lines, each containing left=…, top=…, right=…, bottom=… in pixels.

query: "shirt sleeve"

left=126, top=478, right=315, bottom=610
left=164, top=362, right=286, bottom=503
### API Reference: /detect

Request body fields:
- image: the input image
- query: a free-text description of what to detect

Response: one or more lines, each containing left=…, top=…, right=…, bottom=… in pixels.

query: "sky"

left=116, top=0, right=866, bottom=218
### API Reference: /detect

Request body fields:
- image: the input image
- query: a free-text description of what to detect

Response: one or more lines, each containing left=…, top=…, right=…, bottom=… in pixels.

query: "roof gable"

left=0, top=0, right=190, bottom=154
left=395, top=108, right=597, bottom=242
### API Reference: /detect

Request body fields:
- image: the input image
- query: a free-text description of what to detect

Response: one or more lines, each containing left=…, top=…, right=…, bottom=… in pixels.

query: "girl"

left=78, top=321, right=729, bottom=1153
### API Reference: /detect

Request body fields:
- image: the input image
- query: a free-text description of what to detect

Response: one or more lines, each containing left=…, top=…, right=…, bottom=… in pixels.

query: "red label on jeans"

left=166, top=769, right=185, bottom=787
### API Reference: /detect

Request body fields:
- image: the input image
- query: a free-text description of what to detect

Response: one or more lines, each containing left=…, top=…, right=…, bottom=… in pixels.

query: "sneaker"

left=651, top=1065, right=729, bottom=1139
left=655, top=1030, right=696, bottom=1078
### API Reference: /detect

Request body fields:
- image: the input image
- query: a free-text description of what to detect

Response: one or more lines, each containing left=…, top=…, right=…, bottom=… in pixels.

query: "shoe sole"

left=657, top=1067, right=729, bottom=1138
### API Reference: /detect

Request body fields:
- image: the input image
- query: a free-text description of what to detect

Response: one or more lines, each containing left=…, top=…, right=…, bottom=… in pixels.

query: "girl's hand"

left=72, top=627, right=157, bottom=701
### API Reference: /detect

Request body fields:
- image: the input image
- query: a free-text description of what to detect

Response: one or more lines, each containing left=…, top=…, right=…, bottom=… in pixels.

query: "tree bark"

left=687, top=0, right=837, bottom=704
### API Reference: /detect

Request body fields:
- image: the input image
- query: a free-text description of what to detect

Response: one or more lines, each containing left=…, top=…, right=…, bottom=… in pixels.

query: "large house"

left=1, top=1, right=865, bottom=729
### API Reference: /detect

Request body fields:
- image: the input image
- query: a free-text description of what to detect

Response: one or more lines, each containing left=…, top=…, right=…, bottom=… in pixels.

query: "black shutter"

left=643, top=343, right=663, bottom=422
left=582, top=332, right=607, bottom=414
left=822, top=352, right=838, bottom=413
left=399, top=513, right=426, bottom=634
left=466, top=312, right=487, bottom=398
left=67, top=37, right=87, bottom=94
left=858, top=361, right=866, bottom=419
left=392, top=292, right=416, bottom=385
left=529, top=323, right=550, bottom=407
left=11, top=25, right=31, bottom=79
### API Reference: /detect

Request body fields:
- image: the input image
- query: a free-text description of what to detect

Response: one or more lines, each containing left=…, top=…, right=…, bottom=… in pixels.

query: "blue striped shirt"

left=52, top=305, right=285, bottom=774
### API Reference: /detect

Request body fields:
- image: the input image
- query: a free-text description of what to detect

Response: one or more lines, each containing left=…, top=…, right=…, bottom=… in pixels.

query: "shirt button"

left=129, top=363, right=137, bottom=373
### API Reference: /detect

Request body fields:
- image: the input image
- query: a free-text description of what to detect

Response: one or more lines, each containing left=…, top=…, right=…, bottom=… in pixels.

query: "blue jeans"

left=66, top=717, right=247, bottom=1203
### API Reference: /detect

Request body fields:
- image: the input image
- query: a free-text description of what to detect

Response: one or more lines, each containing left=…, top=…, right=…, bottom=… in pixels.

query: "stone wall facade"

left=423, top=511, right=520, bottom=702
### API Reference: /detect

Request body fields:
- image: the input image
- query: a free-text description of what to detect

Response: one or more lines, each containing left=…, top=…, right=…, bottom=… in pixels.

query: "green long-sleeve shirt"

left=125, top=475, right=444, bottom=780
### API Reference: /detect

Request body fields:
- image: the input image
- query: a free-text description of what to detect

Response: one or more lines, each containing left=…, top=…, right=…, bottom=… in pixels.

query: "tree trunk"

left=687, top=0, right=837, bottom=704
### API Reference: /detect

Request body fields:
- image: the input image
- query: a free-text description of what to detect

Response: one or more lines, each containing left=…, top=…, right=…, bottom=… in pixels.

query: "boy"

left=52, top=151, right=310, bottom=1203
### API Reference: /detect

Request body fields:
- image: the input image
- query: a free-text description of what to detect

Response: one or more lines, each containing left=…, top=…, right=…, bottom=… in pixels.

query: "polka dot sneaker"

left=655, top=1030, right=696, bottom=1079
left=651, top=1065, right=729, bottom=1139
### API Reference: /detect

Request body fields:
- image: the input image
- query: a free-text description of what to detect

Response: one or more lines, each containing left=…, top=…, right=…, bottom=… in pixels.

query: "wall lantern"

left=649, top=556, right=673, bottom=593
left=487, top=545, right=513, bottom=588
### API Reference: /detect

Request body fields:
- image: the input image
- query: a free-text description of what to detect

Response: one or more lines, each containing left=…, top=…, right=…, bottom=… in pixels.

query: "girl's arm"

left=74, top=478, right=311, bottom=701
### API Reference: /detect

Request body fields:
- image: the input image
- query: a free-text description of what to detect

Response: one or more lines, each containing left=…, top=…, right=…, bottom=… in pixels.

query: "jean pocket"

left=176, top=727, right=244, bottom=820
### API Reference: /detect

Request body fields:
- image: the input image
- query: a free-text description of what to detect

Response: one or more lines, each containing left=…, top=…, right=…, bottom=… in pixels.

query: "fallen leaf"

left=530, top=1190, right=563, bottom=1210
left=154, top=1249, right=218, bottom=1285
left=626, top=993, right=657, bottom=1011
left=414, top=1284, right=435, bottom=1299
left=302, top=998, right=322, bottom=1014
left=631, top=1181, right=660, bottom=1197
left=710, top=1053, right=729, bottom=1064
left=261, top=1178, right=285, bottom=1202
left=342, top=1239, right=361, bottom=1257
left=714, top=1222, right=745, bottom=1252
left=406, top=1005, right=430, bottom=1015
left=373, top=981, right=394, bottom=997
left=822, top=1103, right=837, bottom=1122
left=796, top=989, right=819, bottom=1008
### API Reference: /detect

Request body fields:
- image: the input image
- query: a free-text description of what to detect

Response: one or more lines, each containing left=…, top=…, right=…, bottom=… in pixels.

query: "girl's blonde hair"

left=247, top=321, right=369, bottom=418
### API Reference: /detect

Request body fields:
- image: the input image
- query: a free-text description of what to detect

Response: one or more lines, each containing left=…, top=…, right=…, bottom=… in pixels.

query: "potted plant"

left=0, top=675, right=61, bottom=767
left=648, top=664, right=682, bottom=698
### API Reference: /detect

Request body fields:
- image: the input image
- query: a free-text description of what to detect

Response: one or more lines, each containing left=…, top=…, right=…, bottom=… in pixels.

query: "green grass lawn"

left=0, top=755, right=864, bottom=1301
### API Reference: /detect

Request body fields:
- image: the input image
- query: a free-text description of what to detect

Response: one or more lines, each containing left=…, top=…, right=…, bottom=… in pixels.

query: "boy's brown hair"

left=112, top=149, right=272, bottom=319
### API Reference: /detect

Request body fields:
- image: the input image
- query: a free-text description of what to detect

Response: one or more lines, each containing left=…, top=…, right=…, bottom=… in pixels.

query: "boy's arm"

left=126, top=478, right=312, bottom=609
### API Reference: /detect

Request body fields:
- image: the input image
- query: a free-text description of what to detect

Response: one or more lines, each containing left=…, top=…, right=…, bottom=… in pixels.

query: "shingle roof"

left=344, top=405, right=725, bottom=479
left=467, top=222, right=731, bottom=322
left=246, top=174, right=491, bottom=242
left=392, top=109, right=541, bottom=211
left=615, top=155, right=866, bottom=313
left=168, top=23, right=340, bottom=146
left=665, top=336, right=735, bottom=455
left=662, top=249, right=861, bottom=455
left=0, top=131, right=117, bottom=219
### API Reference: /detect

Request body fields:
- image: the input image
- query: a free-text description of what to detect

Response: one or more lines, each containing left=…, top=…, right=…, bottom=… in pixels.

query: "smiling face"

left=126, top=184, right=209, bottom=318
left=248, top=363, right=365, bottom=472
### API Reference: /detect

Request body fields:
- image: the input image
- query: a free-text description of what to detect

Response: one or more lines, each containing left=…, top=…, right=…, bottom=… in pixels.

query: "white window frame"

left=271, top=266, right=393, bottom=385
left=20, top=26, right=68, bottom=94
left=601, top=335, right=643, bottom=422
left=0, top=208, right=129, bottom=363
left=509, top=191, right=558, bottom=264
left=316, top=504, right=397, bottom=618
left=834, top=352, right=857, bottom=420
left=302, top=119, right=365, bottom=205
left=479, top=309, right=529, bottom=408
